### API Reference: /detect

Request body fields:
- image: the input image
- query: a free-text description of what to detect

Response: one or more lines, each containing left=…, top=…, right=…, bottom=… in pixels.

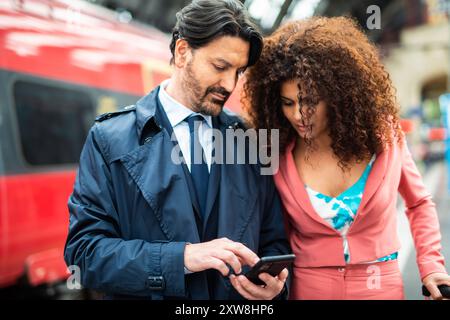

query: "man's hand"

left=422, top=272, right=450, bottom=300
left=184, top=237, right=259, bottom=276
left=229, top=268, right=288, bottom=300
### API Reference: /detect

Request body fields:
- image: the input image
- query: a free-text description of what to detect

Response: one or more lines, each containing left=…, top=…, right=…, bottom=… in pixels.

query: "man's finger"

left=278, top=268, right=289, bottom=282
left=259, top=272, right=285, bottom=295
left=209, top=257, right=230, bottom=276
left=235, top=276, right=261, bottom=300
left=237, top=275, right=268, bottom=298
left=258, top=273, right=279, bottom=289
left=213, top=249, right=242, bottom=274
left=230, top=275, right=254, bottom=300
left=227, top=243, right=259, bottom=266
left=219, top=237, right=233, bottom=243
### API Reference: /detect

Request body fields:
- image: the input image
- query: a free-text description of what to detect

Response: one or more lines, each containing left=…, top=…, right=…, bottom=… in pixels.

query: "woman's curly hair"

left=243, top=17, right=404, bottom=170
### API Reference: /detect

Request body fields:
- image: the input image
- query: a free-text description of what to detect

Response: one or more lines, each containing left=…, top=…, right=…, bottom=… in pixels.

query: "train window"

left=13, top=81, right=94, bottom=166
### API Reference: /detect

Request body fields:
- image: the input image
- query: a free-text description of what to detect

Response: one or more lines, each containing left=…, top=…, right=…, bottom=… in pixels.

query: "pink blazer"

left=274, top=138, right=447, bottom=280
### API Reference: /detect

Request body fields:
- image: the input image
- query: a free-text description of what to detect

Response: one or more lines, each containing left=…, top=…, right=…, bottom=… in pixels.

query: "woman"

left=244, top=17, right=450, bottom=300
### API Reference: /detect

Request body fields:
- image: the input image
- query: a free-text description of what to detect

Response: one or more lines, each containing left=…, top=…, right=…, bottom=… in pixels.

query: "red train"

left=0, top=0, right=212, bottom=297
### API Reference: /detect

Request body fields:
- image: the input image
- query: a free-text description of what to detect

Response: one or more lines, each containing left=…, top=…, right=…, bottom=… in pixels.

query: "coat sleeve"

left=398, top=138, right=447, bottom=281
left=64, top=124, right=187, bottom=298
left=257, top=174, right=292, bottom=299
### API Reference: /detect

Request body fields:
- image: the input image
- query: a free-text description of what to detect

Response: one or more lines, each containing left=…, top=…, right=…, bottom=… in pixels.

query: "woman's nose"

left=293, top=105, right=303, bottom=121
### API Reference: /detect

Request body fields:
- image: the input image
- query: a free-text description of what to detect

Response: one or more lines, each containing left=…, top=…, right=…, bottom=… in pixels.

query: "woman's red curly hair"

left=243, top=17, right=404, bottom=170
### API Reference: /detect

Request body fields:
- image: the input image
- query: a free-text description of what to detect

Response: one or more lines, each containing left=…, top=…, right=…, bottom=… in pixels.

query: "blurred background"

left=0, top=0, right=448, bottom=299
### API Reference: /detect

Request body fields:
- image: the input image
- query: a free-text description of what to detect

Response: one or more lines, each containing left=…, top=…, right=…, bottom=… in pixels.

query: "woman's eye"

left=282, top=100, right=294, bottom=106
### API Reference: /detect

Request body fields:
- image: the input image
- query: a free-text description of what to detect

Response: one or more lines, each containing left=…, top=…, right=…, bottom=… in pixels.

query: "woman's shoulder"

left=377, top=130, right=406, bottom=156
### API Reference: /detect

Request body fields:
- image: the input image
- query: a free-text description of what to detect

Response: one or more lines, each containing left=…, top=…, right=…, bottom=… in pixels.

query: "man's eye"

left=214, top=65, right=225, bottom=71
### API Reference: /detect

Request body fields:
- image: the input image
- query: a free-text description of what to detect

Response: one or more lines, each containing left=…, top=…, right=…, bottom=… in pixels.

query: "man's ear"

left=174, top=38, right=191, bottom=68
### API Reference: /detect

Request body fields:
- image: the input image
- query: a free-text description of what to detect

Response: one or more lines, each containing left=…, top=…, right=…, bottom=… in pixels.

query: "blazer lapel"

left=120, top=88, right=201, bottom=243
left=280, top=141, right=335, bottom=230
left=281, top=140, right=390, bottom=231
left=216, top=163, right=258, bottom=241
left=355, top=146, right=389, bottom=216
left=155, top=97, right=203, bottom=221
left=213, top=116, right=258, bottom=241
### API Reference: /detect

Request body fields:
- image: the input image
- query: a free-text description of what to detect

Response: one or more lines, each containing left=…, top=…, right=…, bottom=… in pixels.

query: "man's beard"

left=182, top=62, right=231, bottom=116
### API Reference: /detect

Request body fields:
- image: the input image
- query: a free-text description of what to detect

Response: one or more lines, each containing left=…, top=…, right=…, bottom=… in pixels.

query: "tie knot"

left=186, top=114, right=204, bottom=132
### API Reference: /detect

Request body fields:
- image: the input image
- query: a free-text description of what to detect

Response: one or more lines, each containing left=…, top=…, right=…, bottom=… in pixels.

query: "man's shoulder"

left=93, top=104, right=139, bottom=141
left=95, top=105, right=137, bottom=123
left=219, top=107, right=249, bottom=130
left=90, top=104, right=141, bottom=161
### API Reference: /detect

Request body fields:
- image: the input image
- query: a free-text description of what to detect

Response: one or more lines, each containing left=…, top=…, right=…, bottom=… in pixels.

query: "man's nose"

left=219, top=72, right=238, bottom=94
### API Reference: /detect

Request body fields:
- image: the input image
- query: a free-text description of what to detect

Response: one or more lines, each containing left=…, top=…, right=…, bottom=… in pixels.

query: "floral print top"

left=305, top=154, right=398, bottom=264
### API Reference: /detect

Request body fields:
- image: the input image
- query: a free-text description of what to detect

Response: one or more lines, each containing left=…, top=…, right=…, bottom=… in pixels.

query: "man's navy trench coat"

left=64, top=86, right=291, bottom=300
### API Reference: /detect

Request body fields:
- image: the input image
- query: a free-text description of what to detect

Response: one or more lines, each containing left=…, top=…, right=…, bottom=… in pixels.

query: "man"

left=64, top=0, right=291, bottom=300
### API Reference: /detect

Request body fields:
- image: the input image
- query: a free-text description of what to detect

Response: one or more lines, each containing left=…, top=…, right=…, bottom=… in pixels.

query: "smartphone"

left=244, top=254, right=296, bottom=286
left=422, top=284, right=450, bottom=299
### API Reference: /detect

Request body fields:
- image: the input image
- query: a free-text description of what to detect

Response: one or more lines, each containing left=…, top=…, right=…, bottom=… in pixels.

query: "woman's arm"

left=397, top=138, right=450, bottom=299
left=398, top=138, right=446, bottom=279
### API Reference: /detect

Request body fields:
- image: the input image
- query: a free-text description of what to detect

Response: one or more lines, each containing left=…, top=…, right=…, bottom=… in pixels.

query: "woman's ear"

left=174, top=38, right=191, bottom=68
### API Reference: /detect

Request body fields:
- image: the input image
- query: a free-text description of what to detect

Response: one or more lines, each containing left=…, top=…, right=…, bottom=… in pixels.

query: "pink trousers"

left=290, top=260, right=405, bottom=300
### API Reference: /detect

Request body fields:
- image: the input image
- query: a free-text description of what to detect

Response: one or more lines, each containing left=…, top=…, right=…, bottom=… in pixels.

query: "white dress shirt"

left=158, top=80, right=213, bottom=275
left=158, top=79, right=213, bottom=172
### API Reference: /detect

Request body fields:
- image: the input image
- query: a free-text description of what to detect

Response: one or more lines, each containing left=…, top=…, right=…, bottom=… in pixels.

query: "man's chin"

left=200, top=101, right=224, bottom=116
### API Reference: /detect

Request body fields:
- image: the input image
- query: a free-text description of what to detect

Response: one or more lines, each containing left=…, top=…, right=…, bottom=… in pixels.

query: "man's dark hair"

left=169, top=0, right=263, bottom=67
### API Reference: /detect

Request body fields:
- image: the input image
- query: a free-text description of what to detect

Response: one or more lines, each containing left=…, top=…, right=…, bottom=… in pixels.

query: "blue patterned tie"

left=186, top=114, right=209, bottom=218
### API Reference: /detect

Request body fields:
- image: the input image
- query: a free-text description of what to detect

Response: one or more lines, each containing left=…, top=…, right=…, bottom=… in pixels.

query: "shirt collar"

left=158, top=79, right=212, bottom=128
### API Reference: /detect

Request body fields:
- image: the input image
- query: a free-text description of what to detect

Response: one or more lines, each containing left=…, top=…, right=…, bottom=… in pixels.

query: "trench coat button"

left=146, top=276, right=165, bottom=291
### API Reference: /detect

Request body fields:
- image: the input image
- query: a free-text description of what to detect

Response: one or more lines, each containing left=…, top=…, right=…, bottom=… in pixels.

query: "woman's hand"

left=422, top=272, right=450, bottom=300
